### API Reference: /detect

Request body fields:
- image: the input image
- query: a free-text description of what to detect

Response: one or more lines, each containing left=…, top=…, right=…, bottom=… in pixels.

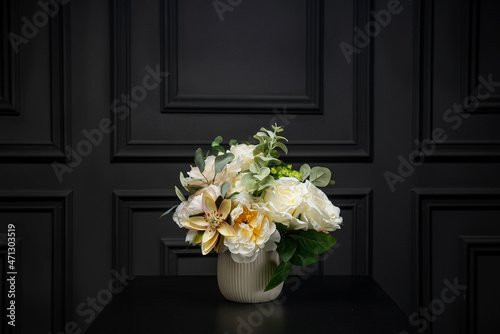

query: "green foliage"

left=290, top=248, right=317, bottom=266
left=175, top=186, right=187, bottom=202
left=194, top=148, right=205, bottom=174
left=265, top=224, right=337, bottom=291
left=221, top=182, right=231, bottom=198
left=160, top=204, right=179, bottom=218
left=270, top=165, right=302, bottom=181
left=214, top=153, right=234, bottom=174
left=276, top=236, right=297, bottom=262
left=264, top=261, right=291, bottom=291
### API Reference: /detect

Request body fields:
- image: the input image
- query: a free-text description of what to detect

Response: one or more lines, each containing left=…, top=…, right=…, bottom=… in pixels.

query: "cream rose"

left=224, top=193, right=280, bottom=263
left=172, top=185, right=220, bottom=228
left=301, top=180, right=342, bottom=232
left=263, top=177, right=308, bottom=230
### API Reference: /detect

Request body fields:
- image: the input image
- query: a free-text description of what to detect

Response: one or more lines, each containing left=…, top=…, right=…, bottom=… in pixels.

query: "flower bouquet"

left=162, top=124, right=342, bottom=302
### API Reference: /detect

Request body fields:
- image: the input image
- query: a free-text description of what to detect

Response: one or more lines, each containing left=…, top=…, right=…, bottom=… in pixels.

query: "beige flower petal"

left=202, top=231, right=218, bottom=255
left=217, top=199, right=231, bottom=219
left=217, top=221, right=235, bottom=238
left=202, top=193, right=217, bottom=215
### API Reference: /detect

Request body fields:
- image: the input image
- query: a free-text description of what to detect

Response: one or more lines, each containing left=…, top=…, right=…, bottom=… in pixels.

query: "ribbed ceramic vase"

left=217, top=250, right=283, bottom=303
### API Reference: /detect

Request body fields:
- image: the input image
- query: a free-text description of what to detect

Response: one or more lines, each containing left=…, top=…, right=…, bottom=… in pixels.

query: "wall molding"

left=460, top=0, right=500, bottom=112
left=413, top=0, right=500, bottom=161
left=459, top=236, right=500, bottom=334
left=160, top=238, right=217, bottom=275
left=411, top=188, right=500, bottom=334
left=160, top=0, right=323, bottom=113
left=0, top=3, right=71, bottom=162
left=113, top=190, right=178, bottom=274
left=0, top=191, right=72, bottom=334
left=0, top=0, right=20, bottom=116
left=111, top=0, right=372, bottom=162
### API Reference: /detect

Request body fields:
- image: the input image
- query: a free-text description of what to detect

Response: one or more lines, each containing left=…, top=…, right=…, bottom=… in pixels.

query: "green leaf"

left=275, top=142, right=288, bottom=155
left=221, top=182, right=231, bottom=198
left=249, top=163, right=259, bottom=174
left=212, top=145, right=225, bottom=154
left=193, top=231, right=203, bottom=244
left=253, top=143, right=267, bottom=156
left=291, top=230, right=337, bottom=254
left=276, top=236, right=297, bottom=262
left=275, top=223, right=294, bottom=234
left=194, top=148, right=205, bottom=174
left=309, top=166, right=332, bottom=187
left=300, top=164, right=311, bottom=181
left=329, top=179, right=336, bottom=186
left=212, top=136, right=223, bottom=146
left=175, top=186, right=187, bottom=202
left=264, top=261, right=291, bottom=291
left=257, top=175, right=276, bottom=191
left=160, top=204, right=179, bottom=218
left=254, top=167, right=270, bottom=180
left=229, top=139, right=238, bottom=146
left=290, top=247, right=318, bottom=266
left=245, top=179, right=258, bottom=193
left=214, top=153, right=235, bottom=174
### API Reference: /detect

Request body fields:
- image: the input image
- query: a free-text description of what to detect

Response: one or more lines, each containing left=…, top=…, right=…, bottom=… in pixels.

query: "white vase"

left=217, top=249, right=284, bottom=303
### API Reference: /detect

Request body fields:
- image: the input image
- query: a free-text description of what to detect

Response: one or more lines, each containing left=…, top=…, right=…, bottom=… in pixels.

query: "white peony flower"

left=301, top=180, right=342, bottom=232
left=263, top=177, right=309, bottom=230
left=224, top=193, right=280, bottom=263
left=172, top=185, right=220, bottom=228
left=230, top=144, right=256, bottom=171
left=186, top=154, right=242, bottom=188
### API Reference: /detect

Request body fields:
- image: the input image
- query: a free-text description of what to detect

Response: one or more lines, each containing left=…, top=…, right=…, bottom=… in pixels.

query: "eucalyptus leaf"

left=300, top=164, right=311, bottom=181
left=212, top=136, right=223, bottom=146
left=257, top=175, right=276, bottom=191
left=229, top=139, right=238, bottom=146
left=275, top=142, right=288, bottom=155
left=160, top=204, right=179, bottom=218
left=309, top=166, right=332, bottom=187
left=253, top=167, right=270, bottom=180
left=264, top=261, right=291, bottom=291
left=212, top=146, right=225, bottom=154
left=214, top=153, right=234, bottom=173
left=221, top=182, right=231, bottom=198
left=175, top=186, right=187, bottom=202
left=194, top=148, right=205, bottom=174
left=276, top=236, right=297, bottom=262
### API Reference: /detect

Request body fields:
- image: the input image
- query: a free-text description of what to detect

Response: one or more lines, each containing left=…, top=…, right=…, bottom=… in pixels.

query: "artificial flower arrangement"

left=162, top=124, right=342, bottom=291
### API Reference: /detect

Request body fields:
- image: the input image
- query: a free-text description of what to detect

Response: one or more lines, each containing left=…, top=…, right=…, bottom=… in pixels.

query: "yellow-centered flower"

left=181, top=193, right=235, bottom=255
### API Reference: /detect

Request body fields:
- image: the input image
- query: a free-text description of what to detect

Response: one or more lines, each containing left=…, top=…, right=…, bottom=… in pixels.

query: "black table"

left=85, top=276, right=415, bottom=334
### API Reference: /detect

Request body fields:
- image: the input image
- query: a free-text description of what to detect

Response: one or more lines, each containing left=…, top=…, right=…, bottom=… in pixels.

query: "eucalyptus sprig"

left=241, top=124, right=289, bottom=196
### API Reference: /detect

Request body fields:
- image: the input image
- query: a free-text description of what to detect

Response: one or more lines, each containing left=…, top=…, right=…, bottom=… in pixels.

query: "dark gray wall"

left=0, top=0, right=499, bottom=333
